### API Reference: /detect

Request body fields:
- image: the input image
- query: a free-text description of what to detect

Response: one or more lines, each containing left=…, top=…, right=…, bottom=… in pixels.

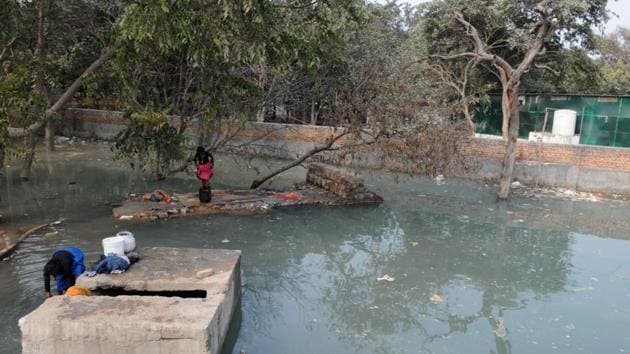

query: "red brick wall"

left=62, top=108, right=630, bottom=172
left=462, top=137, right=630, bottom=172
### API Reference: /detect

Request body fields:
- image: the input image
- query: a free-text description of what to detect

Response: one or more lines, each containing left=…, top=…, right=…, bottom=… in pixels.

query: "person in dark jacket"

left=43, top=246, right=85, bottom=298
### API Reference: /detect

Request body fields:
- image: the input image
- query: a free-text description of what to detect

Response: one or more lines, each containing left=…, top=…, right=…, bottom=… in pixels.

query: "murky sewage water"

left=1, top=144, right=629, bottom=354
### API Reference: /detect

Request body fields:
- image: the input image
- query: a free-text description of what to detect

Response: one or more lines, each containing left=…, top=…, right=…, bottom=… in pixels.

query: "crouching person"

left=43, top=246, right=86, bottom=298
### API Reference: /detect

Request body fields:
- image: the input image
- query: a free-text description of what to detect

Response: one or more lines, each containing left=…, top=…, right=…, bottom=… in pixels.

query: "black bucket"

left=199, top=187, right=211, bottom=203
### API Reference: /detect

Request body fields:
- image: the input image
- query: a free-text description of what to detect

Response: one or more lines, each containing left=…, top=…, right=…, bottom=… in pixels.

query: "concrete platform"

left=19, top=247, right=241, bottom=354
left=112, top=164, right=383, bottom=222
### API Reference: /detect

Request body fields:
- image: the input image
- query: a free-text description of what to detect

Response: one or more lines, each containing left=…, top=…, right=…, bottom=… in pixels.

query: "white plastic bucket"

left=116, top=231, right=136, bottom=253
left=102, top=236, right=125, bottom=256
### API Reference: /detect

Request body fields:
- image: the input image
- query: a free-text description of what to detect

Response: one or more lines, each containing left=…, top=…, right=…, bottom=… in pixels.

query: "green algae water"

left=1, top=144, right=630, bottom=354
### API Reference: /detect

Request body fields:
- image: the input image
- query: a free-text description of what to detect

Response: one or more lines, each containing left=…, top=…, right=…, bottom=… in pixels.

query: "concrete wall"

left=60, top=108, right=630, bottom=195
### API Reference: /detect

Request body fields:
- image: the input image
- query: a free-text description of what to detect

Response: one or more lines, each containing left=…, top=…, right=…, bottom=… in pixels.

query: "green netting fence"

left=475, top=95, right=630, bottom=147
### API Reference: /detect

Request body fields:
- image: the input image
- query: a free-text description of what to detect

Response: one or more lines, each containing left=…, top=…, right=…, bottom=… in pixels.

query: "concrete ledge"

left=20, top=247, right=241, bottom=354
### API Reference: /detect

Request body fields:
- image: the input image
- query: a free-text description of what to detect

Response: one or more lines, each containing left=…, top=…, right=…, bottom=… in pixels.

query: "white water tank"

left=116, top=231, right=136, bottom=253
left=552, top=110, right=577, bottom=136
left=102, top=236, right=125, bottom=256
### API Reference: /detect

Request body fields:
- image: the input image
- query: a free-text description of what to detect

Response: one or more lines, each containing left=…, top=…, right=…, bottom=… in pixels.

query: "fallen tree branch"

left=250, top=130, right=350, bottom=189
left=8, top=46, right=116, bottom=138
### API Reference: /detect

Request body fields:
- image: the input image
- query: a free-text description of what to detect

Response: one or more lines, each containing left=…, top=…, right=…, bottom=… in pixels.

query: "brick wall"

left=61, top=108, right=630, bottom=173
left=462, top=136, right=630, bottom=172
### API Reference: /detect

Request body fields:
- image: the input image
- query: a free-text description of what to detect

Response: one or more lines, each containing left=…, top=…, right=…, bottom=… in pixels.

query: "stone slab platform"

left=20, top=247, right=241, bottom=354
left=112, top=184, right=383, bottom=222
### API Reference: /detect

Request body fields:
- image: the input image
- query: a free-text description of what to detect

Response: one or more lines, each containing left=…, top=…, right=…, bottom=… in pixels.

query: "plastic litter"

left=567, top=286, right=594, bottom=292
left=376, top=275, right=395, bottom=282
left=119, top=215, right=134, bottom=220
left=272, top=192, right=302, bottom=201
left=430, top=294, right=442, bottom=304
left=494, top=317, right=506, bottom=338
left=43, top=231, right=59, bottom=239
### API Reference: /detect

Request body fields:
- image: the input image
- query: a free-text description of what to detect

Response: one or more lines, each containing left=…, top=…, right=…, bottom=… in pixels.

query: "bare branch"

left=534, top=63, right=560, bottom=76
left=453, top=12, right=514, bottom=74
left=0, top=36, right=17, bottom=62
left=250, top=130, right=350, bottom=189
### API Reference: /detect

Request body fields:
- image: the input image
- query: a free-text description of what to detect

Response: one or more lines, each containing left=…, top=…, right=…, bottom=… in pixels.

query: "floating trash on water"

left=43, top=231, right=59, bottom=239
left=411, top=242, right=418, bottom=246
left=430, top=294, right=442, bottom=304
left=119, top=215, right=134, bottom=220
left=50, top=220, right=63, bottom=226
left=567, top=286, right=594, bottom=292
left=494, top=317, right=506, bottom=338
left=377, top=275, right=395, bottom=282
left=511, top=181, right=522, bottom=188
left=368, top=305, right=379, bottom=310
left=591, top=277, right=599, bottom=282
left=221, top=239, right=230, bottom=243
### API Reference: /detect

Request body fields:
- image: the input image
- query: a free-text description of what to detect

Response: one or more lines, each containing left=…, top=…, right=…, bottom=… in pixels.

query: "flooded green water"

left=1, top=144, right=629, bottom=354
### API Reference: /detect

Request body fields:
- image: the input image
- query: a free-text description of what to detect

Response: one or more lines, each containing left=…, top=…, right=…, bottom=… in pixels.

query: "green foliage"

left=0, top=0, right=118, bottom=169
left=112, top=110, right=186, bottom=174
left=110, top=0, right=368, bottom=173
left=0, top=60, right=47, bottom=127
left=596, top=27, right=630, bottom=94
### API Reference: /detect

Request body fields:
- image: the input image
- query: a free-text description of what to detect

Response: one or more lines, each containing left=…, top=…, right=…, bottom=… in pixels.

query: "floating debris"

left=43, top=231, right=59, bottom=239
left=221, top=239, right=230, bottom=243
left=376, top=275, right=395, bottom=282
left=567, top=286, right=594, bottom=292
left=119, top=215, right=134, bottom=220
left=430, top=294, right=442, bottom=304
left=494, top=317, right=506, bottom=338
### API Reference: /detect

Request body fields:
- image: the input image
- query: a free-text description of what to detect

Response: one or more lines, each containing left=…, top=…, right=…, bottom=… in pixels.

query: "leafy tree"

left=596, top=27, right=630, bottom=94
left=110, top=0, right=367, bottom=176
left=422, top=0, right=608, bottom=199
left=0, top=0, right=118, bottom=179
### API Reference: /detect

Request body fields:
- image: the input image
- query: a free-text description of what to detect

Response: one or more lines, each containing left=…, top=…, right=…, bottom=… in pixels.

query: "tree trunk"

left=256, top=105, right=266, bottom=123
left=310, top=99, right=317, bottom=125
left=497, top=87, right=520, bottom=200
left=45, top=121, right=54, bottom=151
left=500, top=82, right=510, bottom=140
left=463, top=102, right=475, bottom=135
left=0, top=145, right=5, bottom=173
left=36, top=0, right=54, bottom=153
left=20, top=136, right=38, bottom=181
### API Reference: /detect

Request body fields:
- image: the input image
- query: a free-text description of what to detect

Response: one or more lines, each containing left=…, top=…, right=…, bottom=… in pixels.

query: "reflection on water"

left=1, top=144, right=629, bottom=354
